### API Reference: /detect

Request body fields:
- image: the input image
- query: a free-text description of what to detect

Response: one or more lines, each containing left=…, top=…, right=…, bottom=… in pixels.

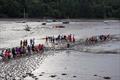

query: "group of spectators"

left=85, top=34, right=111, bottom=44
left=0, top=34, right=112, bottom=61
left=45, top=34, right=76, bottom=43
left=0, top=38, right=44, bottom=61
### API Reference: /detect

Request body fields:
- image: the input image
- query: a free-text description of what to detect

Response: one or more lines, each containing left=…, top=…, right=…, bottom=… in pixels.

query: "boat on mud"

left=53, top=25, right=65, bottom=28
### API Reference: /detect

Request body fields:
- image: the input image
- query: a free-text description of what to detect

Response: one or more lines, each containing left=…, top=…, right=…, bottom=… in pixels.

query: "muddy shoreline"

left=0, top=18, right=120, bottom=22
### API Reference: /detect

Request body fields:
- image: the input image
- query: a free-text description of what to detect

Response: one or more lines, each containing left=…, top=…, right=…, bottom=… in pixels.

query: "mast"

left=24, top=8, right=26, bottom=19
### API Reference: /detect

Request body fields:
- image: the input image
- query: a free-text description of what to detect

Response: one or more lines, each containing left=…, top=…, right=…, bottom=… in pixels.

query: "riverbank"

left=0, top=18, right=120, bottom=22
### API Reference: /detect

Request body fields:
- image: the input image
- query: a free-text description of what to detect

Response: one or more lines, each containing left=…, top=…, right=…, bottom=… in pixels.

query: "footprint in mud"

left=50, top=75, right=57, bottom=78
left=61, top=73, right=67, bottom=76
left=22, top=75, right=27, bottom=78
left=26, top=73, right=37, bottom=79
left=26, top=73, right=34, bottom=76
left=31, top=75, right=37, bottom=78
left=39, top=72, right=45, bottom=77
left=39, top=72, right=45, bottom=76
left=103, top=76, right=111, bottom=79
left=39, top=74, right=43, bottom=76
left=93, top=74, right=98, bottom=76
left=73, top=76, right=77, bottom=78
left=93, top=74, right=111, bottom=80
left=35, top=77, right=38, bottom=80
left=41, top=72, right=45, bottom=74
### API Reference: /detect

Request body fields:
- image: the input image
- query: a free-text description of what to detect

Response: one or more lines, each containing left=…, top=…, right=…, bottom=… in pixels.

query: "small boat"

left=46, top=19, right=53, bottom=23
left=62, top=21, right=69, bottom=24
left=42, top=22, right=46, bottom=25
left=24, top=25, right=31, bottom=31
left=53, top=25, right=65, bottom=28
left=53, top=19, right=57, bottom=22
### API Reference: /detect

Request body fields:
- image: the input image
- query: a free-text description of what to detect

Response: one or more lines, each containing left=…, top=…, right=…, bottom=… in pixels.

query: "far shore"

left=0, top=18, right=120, bottom=22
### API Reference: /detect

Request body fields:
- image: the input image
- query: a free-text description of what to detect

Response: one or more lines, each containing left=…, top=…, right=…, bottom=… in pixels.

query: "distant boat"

left=46, top=19, right=53, bottom=23
left=53, top=25, right=65, bottom=28
left=104, top=20, right=109, bottom=23
left=53, top=19, right=57, bottom=22
left=24, top=25, right=31, bottom=31
left=41, top=22, right=46, bottom=25
left=104, top=20, right=119, bottom=23
left=16, top=21, right=26, bottom=23
left=62, top=21, right=69, bottom=24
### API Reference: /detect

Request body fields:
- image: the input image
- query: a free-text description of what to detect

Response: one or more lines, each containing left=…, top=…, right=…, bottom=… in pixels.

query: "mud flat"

left=24, top=50, right=120, bottom=80
left=0, top=20, right=120, bottom=80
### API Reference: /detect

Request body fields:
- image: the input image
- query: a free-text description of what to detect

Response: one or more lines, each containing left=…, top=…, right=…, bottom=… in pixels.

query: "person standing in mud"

left=45, top=36, right=48, bottom=42
left=20, top=46, right=25, bottom=56
left=69, top=34, right=72, bottom=42
left=7, top=49, right=12, bottom=59
left=25, top=40, right=28, bottom=46
left=32, top=44, right=35, bottom=52
left=64, top=35, right=67, bottom=41
left=23, top=46, right=26, bottom=55
left=32, top=38, right=35, bottom=46
left=27, top=45, right=31, bottom=54
left=67, top=43, right=70, bottom=48
left=41, top=44, right=44, bottom=52
left=73, top=35, right=75, bottom=43
left=58, top=35, right=60, bottom=40
left=30, top=39, right=33, bottom=46
left=23, top=40, right=26, bottom=47
left=20, top=40, right=23, bottom=47
left=12, top=48, right=16, bottom=58
left=38, top=44, right=41, bottom=52
left=16, top=47, right=20, bottom=57
left=52, top=36, right=55, bottom=43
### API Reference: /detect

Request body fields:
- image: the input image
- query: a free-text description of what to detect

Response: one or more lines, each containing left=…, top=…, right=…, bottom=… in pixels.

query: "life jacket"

left=73, top=37, right=75, bottom=42
left=7, top=51, right=11, bottom=57
left=38, top=44, right=41, bottom=50
left=4, top=51, right=9, bottom=57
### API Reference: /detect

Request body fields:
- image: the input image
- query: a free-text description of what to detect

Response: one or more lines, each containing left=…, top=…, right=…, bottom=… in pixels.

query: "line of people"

left=0, top=38, right=44, bottom=61
left=0, top=34, right=112, bottom=61
left=85, top=34, right=111, bottom=44
left=45, top=34, right=76, bottom=43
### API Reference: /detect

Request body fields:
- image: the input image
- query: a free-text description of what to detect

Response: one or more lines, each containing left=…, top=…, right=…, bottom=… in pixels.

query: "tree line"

left=0, top=0, right=120, bottom=19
